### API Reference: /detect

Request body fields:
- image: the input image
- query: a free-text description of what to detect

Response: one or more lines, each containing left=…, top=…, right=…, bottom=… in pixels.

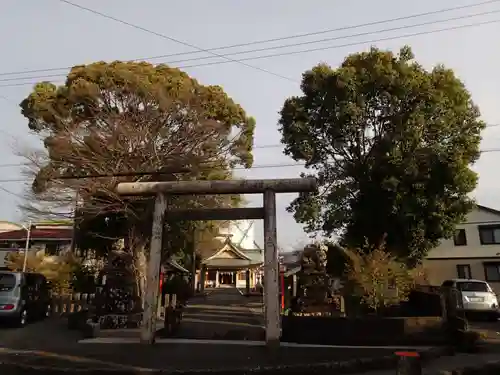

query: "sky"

left=0, top=0, right=499, bottom=250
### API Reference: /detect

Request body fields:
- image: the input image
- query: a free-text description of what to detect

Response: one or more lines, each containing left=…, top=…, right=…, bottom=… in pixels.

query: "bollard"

left=395, top=351, right=422, bottom=375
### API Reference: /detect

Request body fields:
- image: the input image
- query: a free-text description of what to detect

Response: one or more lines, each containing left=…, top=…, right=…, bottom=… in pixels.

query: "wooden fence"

left=50, top=292, right=96, bottom=316
left=50, top=292, right=178, bottom=317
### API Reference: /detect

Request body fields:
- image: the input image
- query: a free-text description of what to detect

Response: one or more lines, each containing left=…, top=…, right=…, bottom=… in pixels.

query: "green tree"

left=278, top=46, right=483, bottom=263
left=20, top=61, right=255, bottom=300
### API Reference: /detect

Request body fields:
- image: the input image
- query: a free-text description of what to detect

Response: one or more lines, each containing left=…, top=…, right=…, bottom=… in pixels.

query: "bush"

left=343, top=246, right=416, bottom=312
left=71, top=263, right=98, bottom=293
left=5, top=250, right=81, bottom=294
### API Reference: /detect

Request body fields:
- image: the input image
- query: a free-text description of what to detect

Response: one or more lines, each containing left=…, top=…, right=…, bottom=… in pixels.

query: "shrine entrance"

left=211, top=270, right=235, bottom=286
left=220, top=272, right=234, bottom=285
left=115, top=177, right=316, bottom=347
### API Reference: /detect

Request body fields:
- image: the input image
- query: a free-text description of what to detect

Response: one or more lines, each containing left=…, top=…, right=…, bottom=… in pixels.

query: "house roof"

left=201, top=237, right=263, bottom=268
left=163, top=259, right=189, bottom=274
left=477, top=205, right=500, bottom=216
left=204, top=238, right=252, bottom=262
left=0, top=228, right=73, bottom=241
left=0, top=221, right=23, bottom=228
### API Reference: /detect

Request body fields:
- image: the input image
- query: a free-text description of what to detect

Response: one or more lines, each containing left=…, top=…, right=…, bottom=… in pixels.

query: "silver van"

left=442, top=278, right=499, bottom=321
left=0, top=271, right=51, bottom=327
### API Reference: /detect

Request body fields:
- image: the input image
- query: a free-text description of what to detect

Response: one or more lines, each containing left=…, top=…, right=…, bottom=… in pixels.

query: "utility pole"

left=22, top=221, right=32, bottom=273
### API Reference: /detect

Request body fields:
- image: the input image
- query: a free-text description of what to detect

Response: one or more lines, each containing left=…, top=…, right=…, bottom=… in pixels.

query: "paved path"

left=175, top=287, right=265, bottom=340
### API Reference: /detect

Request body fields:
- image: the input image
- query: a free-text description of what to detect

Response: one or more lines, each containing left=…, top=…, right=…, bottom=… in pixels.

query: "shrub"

left=343, top=246, right=416, bottom=312
left=5, top=250, right=82, bottom=294
left=71, top=263, right=98, bottom=293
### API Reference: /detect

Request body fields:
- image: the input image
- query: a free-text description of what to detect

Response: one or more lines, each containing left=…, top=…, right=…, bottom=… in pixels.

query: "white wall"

left=427, top=207, right=500, bottom=259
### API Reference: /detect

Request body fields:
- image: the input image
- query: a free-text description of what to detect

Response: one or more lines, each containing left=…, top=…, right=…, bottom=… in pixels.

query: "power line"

left=2, top=7, right=500, bottom=86
left=57, top=167, right=191, bottom=179
left=1, top=15, right=499, bottom=90
left=56, top=0, right=296, bottom=83
left=1, top=124, right=499, bottom=170
left=1, top=0, right=498, bottom=78
left=0, top=185, right=23, bottom=199
left=178, top=18, right=500, bottom=69
left=1, top=146, right=500, bottom=184
left=147, top=8, right=500, bottom=66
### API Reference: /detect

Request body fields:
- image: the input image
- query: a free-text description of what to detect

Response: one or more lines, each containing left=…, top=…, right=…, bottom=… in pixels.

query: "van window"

left=0, top=273, right=16, bottom=291
left=457, top=281, right=490, bottom=292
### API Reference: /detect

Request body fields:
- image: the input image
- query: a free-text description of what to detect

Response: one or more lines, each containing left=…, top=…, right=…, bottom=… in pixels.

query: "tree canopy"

left=278, top=46, right=483, bottom=263
left=20, top=61, right=255, bottom=263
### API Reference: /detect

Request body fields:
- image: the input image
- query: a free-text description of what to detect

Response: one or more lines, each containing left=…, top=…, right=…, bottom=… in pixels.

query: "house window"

left=456, top=264, right=472, bottom=279
left=453, top=229, right=467, bottom=246
left=238, top=272, right=247, bottom=281
left=478, top=225, right=500, bottom=245
left=483, top=262, right=500, bottom=282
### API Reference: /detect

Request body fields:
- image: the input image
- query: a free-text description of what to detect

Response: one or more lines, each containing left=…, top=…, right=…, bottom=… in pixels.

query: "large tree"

left=20, top=61, right=255, bottom=297
left=279, top=46, right=483, bottom=263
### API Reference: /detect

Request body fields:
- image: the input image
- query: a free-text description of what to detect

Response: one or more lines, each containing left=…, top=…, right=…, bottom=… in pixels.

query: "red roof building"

left=0, top=228, right=73, bottom=265
left=0, top=228, right=73, bottom=241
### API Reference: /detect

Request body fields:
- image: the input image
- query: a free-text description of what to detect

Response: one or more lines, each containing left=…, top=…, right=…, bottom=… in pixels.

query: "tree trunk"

left=133, top=248, right=147, bottom=309
left=126, top=226, right=148, bottom=311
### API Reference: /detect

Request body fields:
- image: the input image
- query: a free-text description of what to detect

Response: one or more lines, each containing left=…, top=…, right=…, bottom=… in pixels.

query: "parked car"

left=0, top=271, right=51, bottom=327
left=442, top=278, right=499, bottom=321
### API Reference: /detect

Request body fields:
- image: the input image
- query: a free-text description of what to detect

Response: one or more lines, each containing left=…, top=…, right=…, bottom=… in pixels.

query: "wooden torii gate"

left=115, top=178, right=316, bottom=347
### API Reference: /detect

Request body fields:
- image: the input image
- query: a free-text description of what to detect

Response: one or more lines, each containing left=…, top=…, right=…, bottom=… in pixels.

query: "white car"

left=442, top=279, right=499, bottom=321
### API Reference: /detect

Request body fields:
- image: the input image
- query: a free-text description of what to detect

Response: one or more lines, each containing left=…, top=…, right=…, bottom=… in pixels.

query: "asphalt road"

left=1, top=292, right=497, bottom=372
left=0, top=292, right=399, bottom=372
left=0, top=319, right=401, bottom=371
left=469, top=318, right=500, bottom=343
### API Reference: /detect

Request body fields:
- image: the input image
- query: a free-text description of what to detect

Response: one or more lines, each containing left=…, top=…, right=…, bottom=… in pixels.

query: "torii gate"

left=115, top=177, right=316, bottom=348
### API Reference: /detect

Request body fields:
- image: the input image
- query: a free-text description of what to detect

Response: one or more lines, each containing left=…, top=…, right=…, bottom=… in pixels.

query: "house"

left=195, top=220, right=263, bottom=290
left=0, top=221, right=73, bottom=268
left=0, top=221, right=23, bottom=233
left=423, top=205, right=500, bottom=294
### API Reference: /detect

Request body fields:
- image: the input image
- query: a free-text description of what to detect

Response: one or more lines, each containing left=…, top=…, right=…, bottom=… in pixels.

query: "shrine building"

left=196, top=220, right=263, bottom=292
